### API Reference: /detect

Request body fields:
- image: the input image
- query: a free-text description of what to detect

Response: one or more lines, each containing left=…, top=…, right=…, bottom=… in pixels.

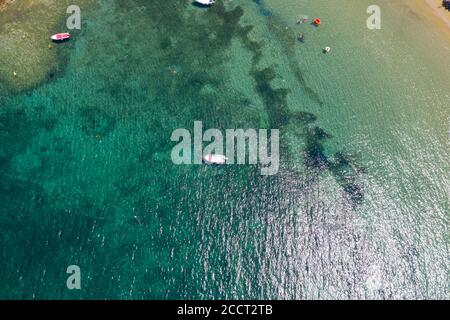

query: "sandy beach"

left=426, top=0, right=450, bottom=27
left=413, top=0, right=450, bottom=39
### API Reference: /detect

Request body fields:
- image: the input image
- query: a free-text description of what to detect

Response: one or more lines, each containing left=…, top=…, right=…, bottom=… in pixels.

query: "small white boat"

left=323, top=46, right=331, bottom=53
left=204, top=154, right=228, bottom=165
left=195, top=0, right=215, bottom=6
left=51, top=33, right=70, bottom=41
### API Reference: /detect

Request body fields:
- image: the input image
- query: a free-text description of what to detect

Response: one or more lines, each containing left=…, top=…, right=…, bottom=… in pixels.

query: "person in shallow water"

left=297, top=16, right=309, bottom=24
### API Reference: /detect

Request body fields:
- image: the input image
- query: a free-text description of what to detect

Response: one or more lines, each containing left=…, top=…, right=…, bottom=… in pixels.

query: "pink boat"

left=51, top=33, right=70, bottom=41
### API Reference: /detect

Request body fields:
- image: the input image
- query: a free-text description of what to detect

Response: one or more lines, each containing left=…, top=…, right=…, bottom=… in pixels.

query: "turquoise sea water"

left=0, top=0, right=449, bottom=299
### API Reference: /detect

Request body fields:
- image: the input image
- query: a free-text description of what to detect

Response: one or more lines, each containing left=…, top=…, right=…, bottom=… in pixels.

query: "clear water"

left=0, top=0, right=448, bottom=299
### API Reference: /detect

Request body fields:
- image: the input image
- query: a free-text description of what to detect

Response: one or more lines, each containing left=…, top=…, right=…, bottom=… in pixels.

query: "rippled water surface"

left=0, top=0, right=448, bottom=299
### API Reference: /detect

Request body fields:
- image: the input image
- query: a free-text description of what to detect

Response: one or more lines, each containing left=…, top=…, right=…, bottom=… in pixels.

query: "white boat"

left=323, top=46, right=331, bottom=53
left=195, top=0, right=215, bottom=5
left=204, top=154, right=228, bottom=165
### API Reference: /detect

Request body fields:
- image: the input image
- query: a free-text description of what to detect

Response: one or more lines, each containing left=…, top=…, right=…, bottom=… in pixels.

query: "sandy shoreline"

left=411, top=0, right=450, bottom=40
left=425, top=0, right=450, bottom=27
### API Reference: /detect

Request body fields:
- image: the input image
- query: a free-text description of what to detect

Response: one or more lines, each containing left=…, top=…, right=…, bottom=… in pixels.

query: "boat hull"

left=51, top=33, right=70, bottom=41
left=204, top=154, right=228, bottom=165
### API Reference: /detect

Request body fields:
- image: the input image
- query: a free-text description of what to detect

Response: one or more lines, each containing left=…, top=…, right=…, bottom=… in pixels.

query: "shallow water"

left=0, top=0, right=448, bottom=299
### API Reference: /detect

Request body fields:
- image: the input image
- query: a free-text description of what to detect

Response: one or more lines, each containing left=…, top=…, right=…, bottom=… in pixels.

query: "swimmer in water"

left=296, top=16, right=309, bottom=24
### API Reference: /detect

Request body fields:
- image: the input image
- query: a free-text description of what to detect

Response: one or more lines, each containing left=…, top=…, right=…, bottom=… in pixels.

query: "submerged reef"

left=0, top=0, right=365, bottom=205
left=0, top=0, right=94, bottom=92
left=219, top=2, right=366, bottom=205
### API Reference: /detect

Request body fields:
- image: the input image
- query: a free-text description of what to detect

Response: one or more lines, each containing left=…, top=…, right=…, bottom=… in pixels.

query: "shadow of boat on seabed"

left=51, top=38, right=71, bottom=44
left=191, top=1, right=214, bottom=9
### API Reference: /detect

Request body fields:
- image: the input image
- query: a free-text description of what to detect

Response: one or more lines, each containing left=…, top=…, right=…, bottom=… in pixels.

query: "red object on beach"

left=313, top=18, right=321, bottom=26
left=51, top=33, right=70, bottom=41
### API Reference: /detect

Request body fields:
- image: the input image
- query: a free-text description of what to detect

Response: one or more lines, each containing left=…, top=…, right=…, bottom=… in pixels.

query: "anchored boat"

left=51, top=33, right=70, bottom=41
left=204, top=154, right=228, bottom=165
